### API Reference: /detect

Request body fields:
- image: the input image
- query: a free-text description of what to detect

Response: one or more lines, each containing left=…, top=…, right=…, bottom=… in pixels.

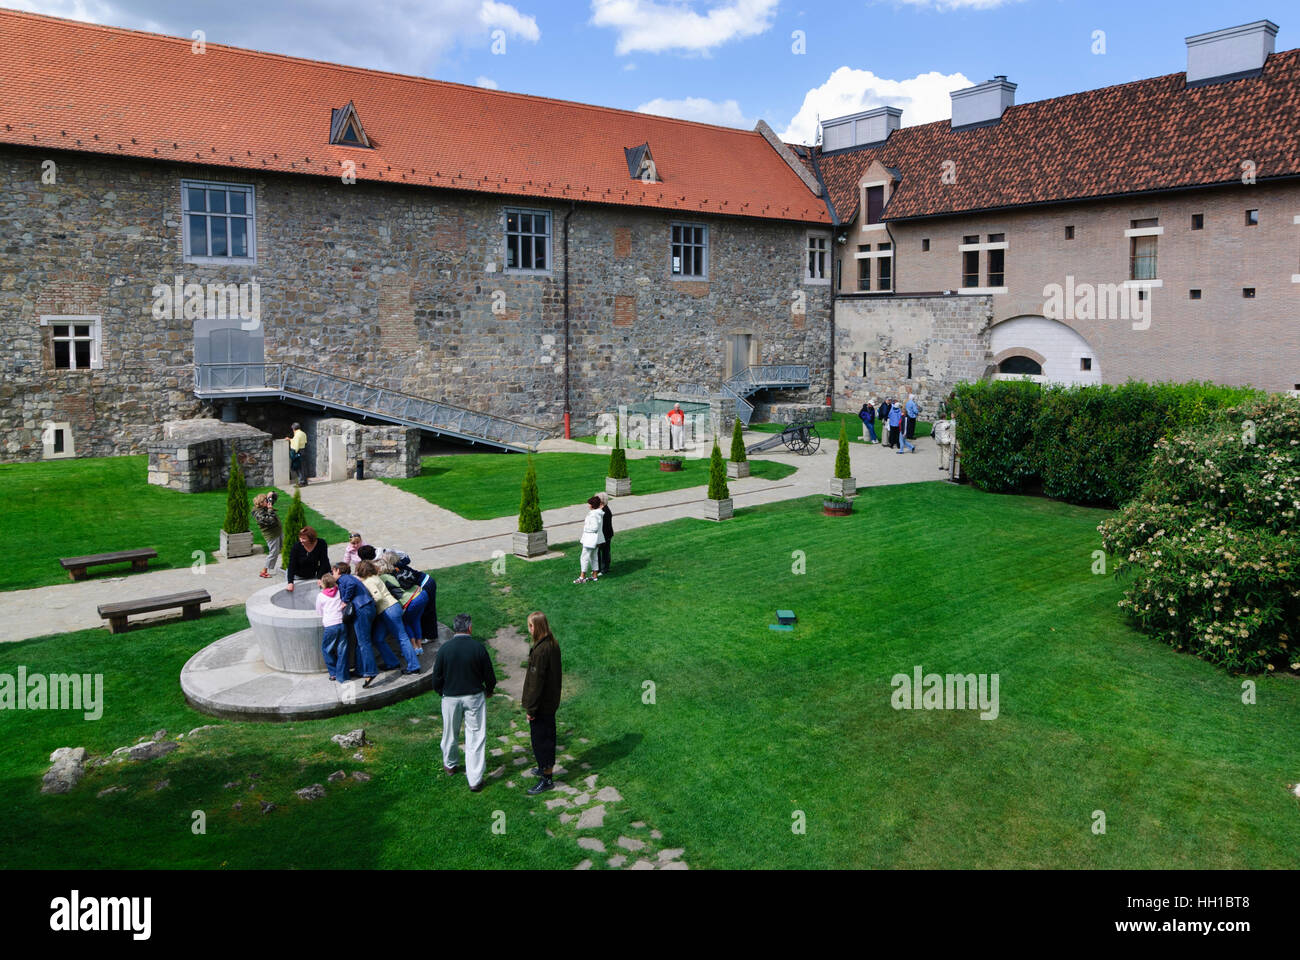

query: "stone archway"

left=989, top=316, right=1100, bottom=386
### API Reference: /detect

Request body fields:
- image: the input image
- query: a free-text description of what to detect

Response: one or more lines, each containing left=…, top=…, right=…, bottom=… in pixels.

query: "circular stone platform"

left=181, top=622, right=452, bottom=721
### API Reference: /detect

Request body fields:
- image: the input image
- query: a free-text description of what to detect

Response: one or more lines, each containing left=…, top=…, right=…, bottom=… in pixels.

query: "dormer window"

left=330, top=101, right=372, bottom=148
left=625, top=143, right=661, bottom=183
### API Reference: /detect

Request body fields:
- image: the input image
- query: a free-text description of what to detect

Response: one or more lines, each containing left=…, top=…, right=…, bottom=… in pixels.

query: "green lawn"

left=3, top=483, right=1297, bottom=869
left=0, top=456, right=348, bottom=592
left=748, top=410, right=933, bottom=442
left=382, top=452, right=797, bottom=520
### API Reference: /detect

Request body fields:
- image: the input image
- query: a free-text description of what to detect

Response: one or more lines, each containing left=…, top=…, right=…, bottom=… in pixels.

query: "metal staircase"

left=194, top=362, right=550, bottom=453
left=678, top=364, right=811, bottom=426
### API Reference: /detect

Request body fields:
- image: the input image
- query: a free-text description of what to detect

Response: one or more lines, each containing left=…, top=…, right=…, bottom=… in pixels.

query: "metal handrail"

left=719, top=381, right=755, bottom=426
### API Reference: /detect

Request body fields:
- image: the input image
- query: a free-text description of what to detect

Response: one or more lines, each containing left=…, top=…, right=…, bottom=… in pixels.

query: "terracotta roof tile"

left=815, top=51, right=1300, bottom=223
left=0, top=10, right=828, bottom=224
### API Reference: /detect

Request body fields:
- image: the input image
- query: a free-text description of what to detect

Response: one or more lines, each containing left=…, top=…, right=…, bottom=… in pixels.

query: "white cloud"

left=636, top=96, right=752, bottom=128
left=475, top=75, right=500, bottom=89
left=780, top=66, right=972, bottom=144
left=895, top=0, right=1023, bottom=9
left=590, top=0, right=778, bottom=55
left=8, top=0, right=540, bottom=73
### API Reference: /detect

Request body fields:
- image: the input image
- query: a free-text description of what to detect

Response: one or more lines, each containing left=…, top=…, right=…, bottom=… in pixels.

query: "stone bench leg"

left=106, top=615, right=129, bottom=634
left=182, top=603, right=202, bottom=621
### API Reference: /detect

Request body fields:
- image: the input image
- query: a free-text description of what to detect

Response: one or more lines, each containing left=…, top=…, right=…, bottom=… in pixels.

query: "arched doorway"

left=990, top=316, right=1100, bottom=386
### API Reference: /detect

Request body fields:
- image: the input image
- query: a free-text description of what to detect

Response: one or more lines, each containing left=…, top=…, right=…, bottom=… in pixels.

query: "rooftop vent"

left=625, top=143, right=660, bottom=182
left=329, top=101, right=371, bottom=148
left=820, top=106, right=902, bottom=151
left=1185, top=20, right=1278, bottom=85
left=949, top=76, right=1016, bottom=130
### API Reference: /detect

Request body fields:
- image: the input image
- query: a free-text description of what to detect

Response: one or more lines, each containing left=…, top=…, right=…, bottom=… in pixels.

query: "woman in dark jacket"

left=596, top=493, right=614, bottom=576
left=522, top=611, right=562, bottom=795
left=285, top=526, right=330, bottom=591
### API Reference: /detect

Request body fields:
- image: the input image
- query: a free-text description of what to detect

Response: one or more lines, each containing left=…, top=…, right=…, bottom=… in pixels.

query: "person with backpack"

left=858, top=399, right=879, bottom=444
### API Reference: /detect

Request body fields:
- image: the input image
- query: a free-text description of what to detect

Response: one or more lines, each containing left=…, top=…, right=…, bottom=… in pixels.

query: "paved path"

left=0, top=430, right=946, bottom=642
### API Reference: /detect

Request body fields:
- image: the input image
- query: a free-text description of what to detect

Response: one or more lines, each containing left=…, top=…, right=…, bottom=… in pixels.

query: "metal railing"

left=194, top=362, right=550, bottom=452
left=724, top=364, right=811, bottom=399
left=719, top=380, right=756, bottom=426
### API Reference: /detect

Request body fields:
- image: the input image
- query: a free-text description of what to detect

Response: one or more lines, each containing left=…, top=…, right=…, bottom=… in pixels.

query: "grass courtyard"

left=4, top=482, right=1297, bottom=869
left=1, top=456, right=348, bottom=592
left=382, top=451, right=797, bottom=520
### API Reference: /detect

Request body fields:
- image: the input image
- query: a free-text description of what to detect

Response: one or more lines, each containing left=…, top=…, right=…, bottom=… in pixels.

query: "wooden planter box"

left=219, top=529, right=255, bottom=559
left=659, top=459, right=683, bottom=472
left=829, top=476, right=857, bottom=499
left=822, top=499, right=854, bottom=517
left=513, top=530, right=548, bottom=559
left=606, top=476, right=631, bottom=497
left=727, top=461, right=750, bottom=479
left=701, top=498, right=733, bottom=522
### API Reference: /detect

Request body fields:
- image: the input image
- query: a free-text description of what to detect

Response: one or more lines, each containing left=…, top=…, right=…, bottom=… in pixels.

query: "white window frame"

left=503, top=207, right=553, bottom=275
left=670, top=221, right=709, bottom=280
left=182, top=179, right=257, bottom=265
left=40, top=421, right=75, bottom=460
left=860, top=180, right=889, bottom=231
left=853, top=243, right=894, bottom=292
left=804, top=231, right=831, bottom=284
left=42, top=315, right=102, bottom=371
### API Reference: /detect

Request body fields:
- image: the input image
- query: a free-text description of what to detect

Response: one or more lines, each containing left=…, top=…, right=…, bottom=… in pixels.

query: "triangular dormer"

left=624, top=143, right=661, bottom=182
left=330, top=101, right=372, bottom=148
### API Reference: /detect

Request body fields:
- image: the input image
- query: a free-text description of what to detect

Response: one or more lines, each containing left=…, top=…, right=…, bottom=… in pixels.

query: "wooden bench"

left=60, top=548, right=158, bottom=582
left=97, top=589, right=211, bottom=634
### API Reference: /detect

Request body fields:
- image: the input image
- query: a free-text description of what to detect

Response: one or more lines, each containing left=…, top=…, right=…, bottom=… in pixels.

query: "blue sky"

left=6, top=0, right=1290, bottom=143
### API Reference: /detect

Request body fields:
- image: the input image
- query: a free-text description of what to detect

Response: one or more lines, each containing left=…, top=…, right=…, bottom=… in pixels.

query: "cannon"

left=745, top=421, right=821, bottom=456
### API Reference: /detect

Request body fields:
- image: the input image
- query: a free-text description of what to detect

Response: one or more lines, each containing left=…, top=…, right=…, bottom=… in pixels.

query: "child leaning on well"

left=316, top=573, right=349, bottom=682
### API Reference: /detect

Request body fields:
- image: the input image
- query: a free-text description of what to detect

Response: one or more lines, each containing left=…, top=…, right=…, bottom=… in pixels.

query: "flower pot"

left=701, top=498, right=733, bottom=522
left=727, top=461, right=750, bottom=479
left=220, top=529, right=255, bottom=559
left=829, top=476, right=856, bottom=498
left=659, top=459, right=683, bottom=472
left=606, top=476, right=631, bottom=497
left=822, top=499, right=854, bottom=517
left=513, top=530, right=548, bottom=559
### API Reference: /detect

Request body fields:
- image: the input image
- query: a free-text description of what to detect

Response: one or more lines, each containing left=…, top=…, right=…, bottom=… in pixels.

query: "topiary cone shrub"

left=830, top=418, right=856, bottom=498
left=727, top=417, right=749, bottom=478
left=514, top=458, right=548, bottom=556
left=1099, top=394, right=1300, bottom=673
left=703, top=438, right=733, bottom=521
left=606, top=425, right=631, bottom=496
left=280, top=488, right=306, bottom=568
left=220, top=450, right=254, bottom=558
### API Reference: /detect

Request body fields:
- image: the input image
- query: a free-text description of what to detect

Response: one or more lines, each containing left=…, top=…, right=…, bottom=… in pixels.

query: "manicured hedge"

left=1099, top=394, right=1300, bottom=672
left=952, top=380, right=1261, bottom=507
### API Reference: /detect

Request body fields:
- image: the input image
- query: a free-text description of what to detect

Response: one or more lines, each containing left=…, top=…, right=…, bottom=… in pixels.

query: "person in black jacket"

left=596, top=492, right=614, bottom=577
left=522, top=611, right=562, bottom=795
left=284, top=526, right=330, bottom=592
left=431, top=613, right=496, bottom=792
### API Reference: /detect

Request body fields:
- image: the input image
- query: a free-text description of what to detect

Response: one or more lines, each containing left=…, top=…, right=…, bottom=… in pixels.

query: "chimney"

left=1185, top=20, right=1278, bottom=85
left=820, top=106, right=902, bottom=151
left=949, top=76, right=1016, bottom=129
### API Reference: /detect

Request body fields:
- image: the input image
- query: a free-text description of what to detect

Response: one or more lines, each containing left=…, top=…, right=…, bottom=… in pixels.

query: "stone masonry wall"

left=0, top=145, right=830, bottom=462
left=835, top=294, right=993, bottom=412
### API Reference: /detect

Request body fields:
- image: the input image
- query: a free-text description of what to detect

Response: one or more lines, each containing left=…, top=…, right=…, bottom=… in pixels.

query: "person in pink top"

left=342, top=532, right=368, bottom=568
left=315, top=573, right=349, bottom=682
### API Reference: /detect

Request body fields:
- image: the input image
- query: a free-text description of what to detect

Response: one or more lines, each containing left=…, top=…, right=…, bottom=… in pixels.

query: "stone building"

left=0, top=10, right=831, bottom=462
left=803, top=18, right=1300, bottom=412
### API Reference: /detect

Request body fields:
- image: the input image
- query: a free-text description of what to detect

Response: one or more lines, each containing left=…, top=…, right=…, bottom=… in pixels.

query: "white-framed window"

left=505, top=208, right=552, bottom=273
left=854, top=242, right=893, bottom=292
left=182, top=180, right=256, bottom=264
left=671, top=222, right=708, bottom=279
left=41, top=421, right=75, bottom=460
left=42, top=315, right=102, bottom=370
left=805, top=232, right=830, bottom=283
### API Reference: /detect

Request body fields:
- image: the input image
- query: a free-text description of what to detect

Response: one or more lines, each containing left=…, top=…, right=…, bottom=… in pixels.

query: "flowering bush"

left=1099, top=395, right=1300, bottom=672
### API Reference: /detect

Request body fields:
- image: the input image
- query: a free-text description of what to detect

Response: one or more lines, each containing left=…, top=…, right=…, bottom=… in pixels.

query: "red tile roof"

left=813, top=50, right=1300, bottom=223
left=0, top=10, right=827, bottom=224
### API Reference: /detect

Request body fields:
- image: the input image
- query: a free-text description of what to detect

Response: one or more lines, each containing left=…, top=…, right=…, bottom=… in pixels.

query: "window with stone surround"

left=182, top=180, right=255, bottom=264
left=505, top=209, right=551, bottom=273
left=43, top=316, right=102, bottom=370
left=1128, top=218, right=1160, bottom=281
left=987, top=233, right=1005, bottom=287
left=805, top=232, right=830, bottom=283
left=671, top=222, right=708, bottom=279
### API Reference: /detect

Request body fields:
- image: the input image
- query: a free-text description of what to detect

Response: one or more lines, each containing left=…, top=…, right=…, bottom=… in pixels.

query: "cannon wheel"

left=781, top=422, right=820, bottom=456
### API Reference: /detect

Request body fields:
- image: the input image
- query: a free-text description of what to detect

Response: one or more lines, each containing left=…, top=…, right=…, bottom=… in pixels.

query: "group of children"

left=313, top=535, right=437, bottom=688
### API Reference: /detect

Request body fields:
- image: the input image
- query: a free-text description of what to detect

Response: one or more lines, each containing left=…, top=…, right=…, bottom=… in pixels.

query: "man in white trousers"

left=431, top=613, right=497, bottom=792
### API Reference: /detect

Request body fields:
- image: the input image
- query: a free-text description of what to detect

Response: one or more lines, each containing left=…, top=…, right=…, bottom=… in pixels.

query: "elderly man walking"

left=666, top=403, right=686, bottom=451
left=431, top=613, right=497, bottom=792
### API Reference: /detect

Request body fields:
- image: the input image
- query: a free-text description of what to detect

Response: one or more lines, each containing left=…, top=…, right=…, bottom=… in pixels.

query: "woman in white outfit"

left=575, top=495, right=605, bottom=584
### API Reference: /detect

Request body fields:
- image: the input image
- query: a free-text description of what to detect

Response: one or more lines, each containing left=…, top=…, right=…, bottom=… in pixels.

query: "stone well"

left=247, top=580, right=329, bottom=673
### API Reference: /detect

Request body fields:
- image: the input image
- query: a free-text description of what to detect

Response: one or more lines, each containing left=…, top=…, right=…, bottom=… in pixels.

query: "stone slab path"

left=0, top=430, right=946, bottom=642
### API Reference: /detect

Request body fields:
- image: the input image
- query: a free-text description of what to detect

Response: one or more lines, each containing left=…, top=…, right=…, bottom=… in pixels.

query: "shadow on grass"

left=573, top=732, right=643, bottom=771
